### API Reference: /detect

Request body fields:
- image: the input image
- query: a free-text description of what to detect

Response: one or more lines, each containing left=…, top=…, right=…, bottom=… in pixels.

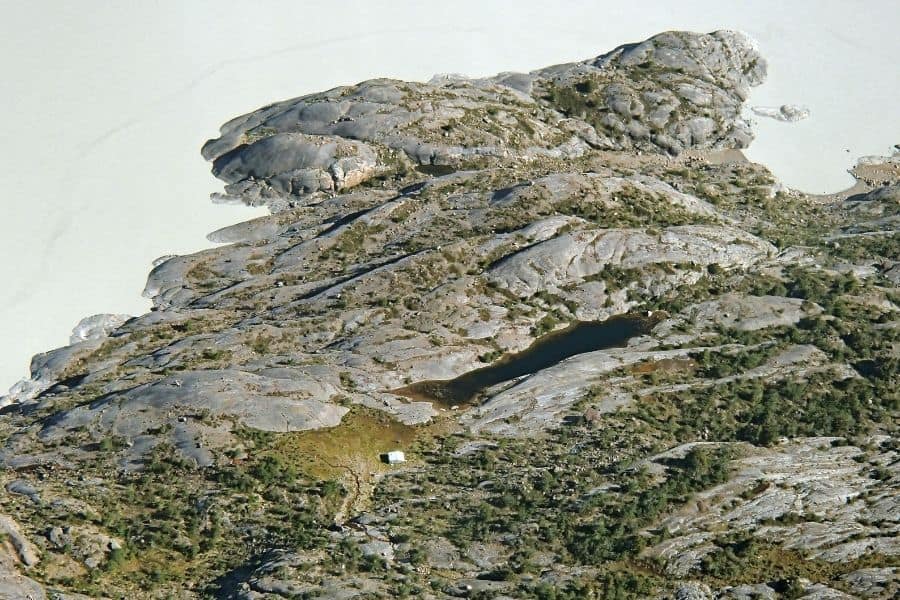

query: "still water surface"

left=398, top=315, right=649, bottom=406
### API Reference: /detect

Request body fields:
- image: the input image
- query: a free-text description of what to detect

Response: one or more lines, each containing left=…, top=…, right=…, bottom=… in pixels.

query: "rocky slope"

left=1, top=30, right=897, bottom=599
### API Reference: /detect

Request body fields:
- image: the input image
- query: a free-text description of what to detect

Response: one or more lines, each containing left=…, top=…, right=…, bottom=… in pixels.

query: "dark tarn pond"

left=415, top=164, right=457, bottom=177
left=395, top=314, right=652, bottom=407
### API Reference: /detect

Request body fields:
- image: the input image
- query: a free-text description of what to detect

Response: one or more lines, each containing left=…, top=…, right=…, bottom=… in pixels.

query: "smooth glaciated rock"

left=488, top=225, right=776, bottom=297
left=841, top=567, right=898, bottom=598
left=217, top=549, right=388, bottom=599
left=0, top=566, right=46, bottom=600
left=681, top=294, right=820, bottom=331
left=718, top=583, right=777, bottom=600
left=646, top=438, right=899, bottom=572
left=577, top=30, right=766, bottom=154
left=4, top=481, right=39, bottom=504
left=796, top=582, right=857, bottom=599
left=37, top=369, right=349, bottom=465
left=597, top=30, right=766, bottom=93
left=423, top=537, right=469, bottom=571
left=0, top=515, right=39, bottom=568
left=359, top=540, right=394, bottom=561
left=207, top=216, right=282, bottom=244
left=69, top=313, right=131, bottom=344
left=211, top=132, right=377, bottom=206
left=1, top=337, right=106, bottom=407
left=201, top=30, right=765, bottom=205
left=0, top=28, right=895, bottom=598
left=151, top=254, right=177, bottom=268
left=466, top=346, right=696, bottom=435
left=0, top=378, right=43, bottom=408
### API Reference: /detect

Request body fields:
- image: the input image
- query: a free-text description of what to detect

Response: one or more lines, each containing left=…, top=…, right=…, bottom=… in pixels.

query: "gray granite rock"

left=842, top=567, right=898, bottom=599
left=645, top=437, right=900, bottom=572
left=0, top=515, right=39, bottom=568
left=487, top=225, right=775, bottom=297
left=201, top=30, right=765, bottom=207
left=1, top=29, right=895, bottom=599
left=0, top=566, right=46, bottom=600
left=33, top=369, right=349, bottom=467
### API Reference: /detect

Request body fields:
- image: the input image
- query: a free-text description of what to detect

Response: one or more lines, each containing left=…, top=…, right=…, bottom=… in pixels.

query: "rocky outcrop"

left=543, top=30, right=765, bottom=154
left=45, top=525, right=123, bottom=570
left=645, top=437, right=899, bottom=575
left=37, top=369, right=350, bottom=467
left=211, top=132, right=378, bottom=200
left=201, top=30, right=765, bottom=209
left=487, top=224, right=775, bottom=296
left=0, top=516, right=39, bottom=568
left=677, top=293, right=819, bottom=331
left=0, top=568, right=45, bottom=600
left=69, top=314, right=132, bottom=345
left=0, top=29, right=895, bottom=600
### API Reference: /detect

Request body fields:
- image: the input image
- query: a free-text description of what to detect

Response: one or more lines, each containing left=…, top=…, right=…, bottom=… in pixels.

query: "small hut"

left=383, top=450, right=406, bottom=465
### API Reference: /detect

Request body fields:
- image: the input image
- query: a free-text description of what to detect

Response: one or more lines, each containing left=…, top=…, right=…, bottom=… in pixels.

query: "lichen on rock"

left=0, top=30, right=897, bottom=599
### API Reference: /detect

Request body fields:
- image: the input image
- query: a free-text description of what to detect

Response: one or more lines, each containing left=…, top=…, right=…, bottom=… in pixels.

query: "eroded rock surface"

left=0, top=29, right=896, bottom=599
left=201, top=30, right=765, bottom=209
